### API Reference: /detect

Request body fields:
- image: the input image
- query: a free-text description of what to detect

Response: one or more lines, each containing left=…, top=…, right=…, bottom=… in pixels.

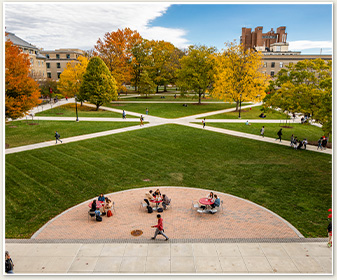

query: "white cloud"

left=5, top=2, right=190, bottom=50
left=288, top=40, right=332, bottom=51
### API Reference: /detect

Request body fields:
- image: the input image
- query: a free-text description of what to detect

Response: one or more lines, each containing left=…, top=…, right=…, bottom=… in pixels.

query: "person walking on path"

left=202, top=118, right=206, bottom=128
left=317, top=137, right=323, bottom=150
left=151, top=214, right=169, bottom=241
left=290, top=134, right=294, bottom=148
left=260, top=126, right=265, bottom=137
left=55, top=131, right=62, bottom=144
left=327, top=221, right=332, bottom=247
left=146, top=108, right=149, bottom=115
left=140, top=115, right=144, bottom=126
left=322, top=137, right=327, bottom=150
left=5, top=251, right=14, bottom=274
left=122, top=110, right=126, bottom=119
left=276, top=128, right=282, bottom=142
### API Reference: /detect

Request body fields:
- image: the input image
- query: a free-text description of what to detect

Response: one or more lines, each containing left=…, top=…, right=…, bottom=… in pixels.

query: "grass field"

left=36, top=103, right=122, bottom=118
left=5, top=124, right=331, bottom=238
left=105, top=102, right=241, bottom=118
left=5, top=121, right=141, bottom=148
left=204, top=106, right=289, bottom=119
left=204, top=123, right=328, bottom=145
left=120, top=95, right=221, bottom=102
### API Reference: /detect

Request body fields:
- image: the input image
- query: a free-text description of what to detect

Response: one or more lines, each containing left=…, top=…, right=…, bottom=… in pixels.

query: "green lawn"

left=120, top=95, right=221, bottom=102
left=5, top=121, right=141, bottom=148
left=105, top=102, right=241, bottom=118
left=36, top=103, right=122, bottom=118
left=5, top=124, right=331, bottom=238
left=205, top=123, right=328, bottom=145
left=205, top=106, right=289, bottom=119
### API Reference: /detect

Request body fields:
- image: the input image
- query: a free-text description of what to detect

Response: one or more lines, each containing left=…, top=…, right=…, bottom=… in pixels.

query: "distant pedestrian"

left=290, top=134, right=294, bottom=147
left=302, top=138, right=308, bottom=150
left=260, top=126, right=265, bottom=137
left=174, top=94, right=176, bottom=99
left=202, top=118, right=206, bottom=128
left=327, top=221, right=332, bottom=247
left=65, top=96, right=68, bottom=101
left=146, top=108, right=149, bottom=115
left=140, top=115, right=144, bottom=126
left=276, top=128, right=282, bottom=142
left=317, top=137, right=323, bottom=150
left=322, top=137, right=327, bottom=150
left=5, top=251, right=14, bottom=274
left=151, top=214, right=169, bottom=241
left=55, top=131, right=62, bottom=144
left=122, top=110, right=126, bottom=119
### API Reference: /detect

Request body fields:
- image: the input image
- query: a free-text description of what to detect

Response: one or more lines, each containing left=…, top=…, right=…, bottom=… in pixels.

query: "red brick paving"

left=34, top=187, right=301, bottom=240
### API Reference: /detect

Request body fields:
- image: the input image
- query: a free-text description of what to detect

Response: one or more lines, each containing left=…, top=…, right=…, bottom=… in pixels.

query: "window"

left=57, top=63, right=61, bottom=68
left=280, top=62, right=283, bottom=68
left=56, top=54, right=60, bottom=59
left=47, top=73, right=51, bottom=78
left=46, top=63, right=50, bottom=68
left=66, top=54, right=70, bottom=59
left=30, top=58, right=34, bottom=64
left=270, top=71, right=275, bottom=77
left=57, top=73, right=61, bottom=79
left=38, top=61, right=40, bottom=66
left=46, top=54, right=50, bottom=58
left=271, top=62, right=275, bottom=68
left=276, top=46, right=281, bottom=52
left=264, top=62, right=267, bottom=67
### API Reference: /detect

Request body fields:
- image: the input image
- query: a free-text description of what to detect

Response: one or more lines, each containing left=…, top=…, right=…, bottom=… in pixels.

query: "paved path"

left=5, top=241, right=332, bottom=274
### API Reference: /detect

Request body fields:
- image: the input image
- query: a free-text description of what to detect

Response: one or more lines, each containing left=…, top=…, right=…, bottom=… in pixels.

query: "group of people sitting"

left=201, top=192, right=221, bottom=209
left=144, top=189, right=171, bottom=210
left=259, top=113, right=266, bottom=118
left=290, top=135, right=308, bottom=150
left=90, top=193, right=113, bottom=220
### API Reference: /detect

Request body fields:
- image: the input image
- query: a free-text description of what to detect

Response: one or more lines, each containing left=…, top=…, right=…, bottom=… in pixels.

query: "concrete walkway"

left=5, top=241, right=332, bottom=274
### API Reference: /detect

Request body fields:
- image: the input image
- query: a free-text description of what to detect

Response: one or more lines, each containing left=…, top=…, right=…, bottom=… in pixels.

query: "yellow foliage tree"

left=58, top=56, right=89, bottom=101
left=212, top=42, right=269, bottom=111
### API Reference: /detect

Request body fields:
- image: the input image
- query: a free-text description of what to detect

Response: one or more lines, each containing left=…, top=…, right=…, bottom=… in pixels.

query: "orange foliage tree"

left=94, top=28, right=142, bottom=93
left=5, top=39, right=41, bottom=120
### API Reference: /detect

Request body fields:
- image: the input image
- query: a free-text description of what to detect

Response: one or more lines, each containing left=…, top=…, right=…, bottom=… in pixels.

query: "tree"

left=177, top=45, right=216, bottom=104
left=265, top=59, right=332, bottom=134
left=138, top=70, right=156, bottom=97
left=95, top=28, right=142, bottom=93
left=5, top=39, right=41, bottom=120
left=80, top=57, right=118, bottom=110
left=58, top=56, right=88, bottom=102
left=39, top=79, right=59, bottom=100
left=212, top=42, right=269, bottom=110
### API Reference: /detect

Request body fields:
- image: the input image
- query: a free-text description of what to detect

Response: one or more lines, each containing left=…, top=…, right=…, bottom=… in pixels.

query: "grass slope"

left=36, top=103, right=122, bottom=118
left=205, top=106, right=288, bottom=119
left=206, top=123, right=328, bottom=145
left=5, top=124, right=331, bottom=238
left=5, top=121, right=141, bottom=148
left=105, top=102, right=240, bottom=118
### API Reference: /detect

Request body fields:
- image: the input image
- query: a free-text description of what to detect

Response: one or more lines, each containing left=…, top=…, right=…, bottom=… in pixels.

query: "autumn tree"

left=265, top=59, right=332, bottom=134
left=39, top=79, right=59, bottom=100
left=5, top=39, right=41, bottom=120
left=138, top=70, right=156, bottom=97
left=212, top=42, right=268, bottom=110
left=58, top=56, right=88, bottom=103
left=177, top=45, right=216, bottom=104
left=95, top=28, right=142, bottom=93
left=80, top=57, right=118, bottom=110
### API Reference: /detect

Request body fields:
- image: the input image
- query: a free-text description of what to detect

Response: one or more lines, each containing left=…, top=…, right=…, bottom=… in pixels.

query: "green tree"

left=80, top=57, right=118, bottom=110
left=266, top=59, right=332, bottom=134
left=177, top=45, right=216, bottom=104
left=212, top=42, right=269, bottom=111
left=138, top=70, right=156, bottom=97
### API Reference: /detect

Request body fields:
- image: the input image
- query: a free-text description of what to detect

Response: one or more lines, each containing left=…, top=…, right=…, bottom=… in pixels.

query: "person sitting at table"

left=154, top=189, right=161, bottom=198
left=207, top=192, right=214, bottom=200
left=103, top=197, right=112, bottom=214
left=90, top=200, right=97, bottom=211
left=98, top=193, right=105, bottom=203
left=211, top=194, right=220, bottom=208
left=144, top=190, right=154, bottom=206
left=162, top=194, right=171, bottom=210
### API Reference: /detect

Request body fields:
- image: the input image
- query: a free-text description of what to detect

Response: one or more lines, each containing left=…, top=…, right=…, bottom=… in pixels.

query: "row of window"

left=264, top=62, right=284, bottom=68
left=46, top=62, right=62, bottom=69
left=47, top=72, right=61, bottom=79
left=262, top=71, right=275, bottom=77
left=30, top=58, right=45, bottom=66
left=45, top=54, right=72, bottom=59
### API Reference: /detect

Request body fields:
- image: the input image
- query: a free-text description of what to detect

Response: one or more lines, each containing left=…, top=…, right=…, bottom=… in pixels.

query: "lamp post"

left=238, top=94, right=242, bottom=119
left=74, top=94, right=79, bottom=122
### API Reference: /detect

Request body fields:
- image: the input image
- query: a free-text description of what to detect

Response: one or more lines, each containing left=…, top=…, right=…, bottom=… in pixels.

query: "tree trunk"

left=81, top=101, right=83, bottom=106
left=236, top=101, right=239, bottom=111
left=156, top=85, right=159, bottom=93
left=199, top=93, right=201, bottom=104
left=96, top=104, right=100, bottom=111
left=164, top=85, right=167, bottom=92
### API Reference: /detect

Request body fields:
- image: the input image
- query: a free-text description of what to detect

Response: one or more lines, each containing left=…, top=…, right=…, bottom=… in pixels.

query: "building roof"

left=5, top=32, right=38, bottom=50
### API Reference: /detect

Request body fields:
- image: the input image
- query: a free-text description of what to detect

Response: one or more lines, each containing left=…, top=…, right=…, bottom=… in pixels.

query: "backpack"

left=157, top=208, right=163, bottom=213
left=107, top=210, right=113, bottom=217
left=147, top=205, right=153, bottom=213
left=96, top=215, right=102, bottom=222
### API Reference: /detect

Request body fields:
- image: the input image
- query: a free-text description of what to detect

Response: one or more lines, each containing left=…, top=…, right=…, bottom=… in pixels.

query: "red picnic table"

left=150, top=199, right=163, bottom=210
left=88, top=201, right=104, bottom=210
left=198, top=198, right=217, bottom=214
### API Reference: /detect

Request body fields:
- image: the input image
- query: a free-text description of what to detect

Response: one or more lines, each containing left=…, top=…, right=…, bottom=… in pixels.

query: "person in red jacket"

left=151, top=214, right=169, bottom=240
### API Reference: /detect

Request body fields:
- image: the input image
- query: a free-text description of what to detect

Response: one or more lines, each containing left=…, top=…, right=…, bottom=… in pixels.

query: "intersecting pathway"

left=6, top=99, right=331, bottom=155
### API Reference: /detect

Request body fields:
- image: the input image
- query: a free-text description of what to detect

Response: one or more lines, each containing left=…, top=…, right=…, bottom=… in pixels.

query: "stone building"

left=5, top=32, right=47, bottom=81
left=40, top=49, right=84, bottom=81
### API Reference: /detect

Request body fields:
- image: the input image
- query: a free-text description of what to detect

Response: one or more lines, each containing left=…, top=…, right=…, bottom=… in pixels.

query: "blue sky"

left=5, top=3, right=332, bottom=54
